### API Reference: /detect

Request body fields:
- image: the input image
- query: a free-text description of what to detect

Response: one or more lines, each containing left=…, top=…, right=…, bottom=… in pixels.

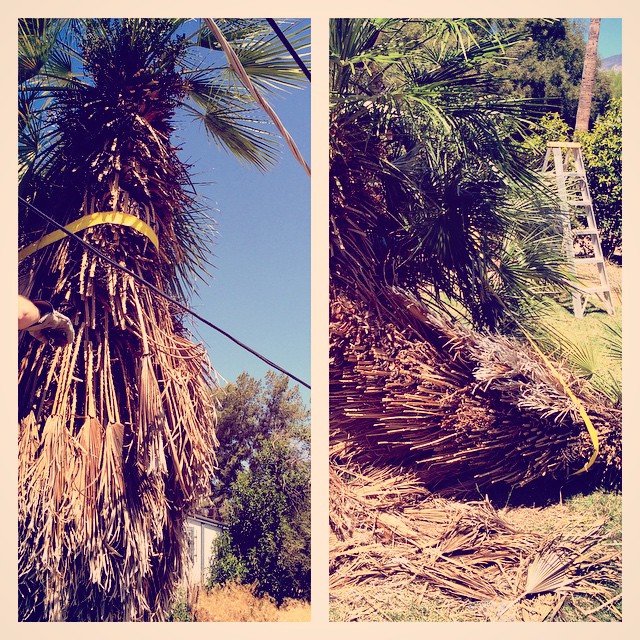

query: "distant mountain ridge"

left=602, top=54, right=622, bottom=72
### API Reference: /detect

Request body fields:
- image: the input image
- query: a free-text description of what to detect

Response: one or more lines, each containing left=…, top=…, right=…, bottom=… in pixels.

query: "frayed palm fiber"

left=18, top=28, right=221, bottom=618
left=330, top=463, right=621, bottom=621
left=19, top=170, right=217, bottom=619
left=18, top=263, right=216, bottom=620
left=19, top=267, right=216, bottom=620
left=330, top=288, right=621, bottom=494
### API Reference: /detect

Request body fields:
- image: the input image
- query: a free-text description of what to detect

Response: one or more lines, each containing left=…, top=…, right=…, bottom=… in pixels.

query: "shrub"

left=166, top=589, right=194, bottom=622
left=578, top=98, right=622, bottom=258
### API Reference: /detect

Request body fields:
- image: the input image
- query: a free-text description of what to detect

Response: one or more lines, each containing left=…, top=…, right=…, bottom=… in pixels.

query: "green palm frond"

left=225, top=23, right=310, bottom=92
left=18, top=19, right=70, bottom=84
left=197, top=18, right=267, bottom=50
left=601, top=319, right=622, bottom=361
left=533, top=319, right=598, bottom=376
left=37, top=41, right=76, bottom=85
left=592, top=371, right=622, bottom=406
left=182, top=102, right=279, bottom=172
left=182, top=69, right=279, bottom=171
left=198, top=19, right=310, bottom=93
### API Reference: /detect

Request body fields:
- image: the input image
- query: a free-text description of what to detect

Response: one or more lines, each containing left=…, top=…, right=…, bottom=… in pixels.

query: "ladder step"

left=567, top=199, right=592, bottom=206
left=574, top=257, right=603, bottom=264
left=548, top=141, right=581, bottom=148
left=573, top=228, right=600, bottom=236
left=579, top=286, right=611, bottom=294
left=560, top=172, right=586, bottom=177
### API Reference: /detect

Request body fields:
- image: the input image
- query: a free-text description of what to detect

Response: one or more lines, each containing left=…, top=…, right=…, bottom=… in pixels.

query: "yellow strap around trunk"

left=18, top=211, right=159, bottom=261
left=521, top=328, right=599, bottom=475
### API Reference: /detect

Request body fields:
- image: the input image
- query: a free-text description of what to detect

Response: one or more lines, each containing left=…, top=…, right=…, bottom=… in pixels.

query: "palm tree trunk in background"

left=575, top=18, right=601, bottom=133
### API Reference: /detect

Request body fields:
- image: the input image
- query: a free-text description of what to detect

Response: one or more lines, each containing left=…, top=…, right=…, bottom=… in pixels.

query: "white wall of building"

left=185, top=515, right=225, bottom=585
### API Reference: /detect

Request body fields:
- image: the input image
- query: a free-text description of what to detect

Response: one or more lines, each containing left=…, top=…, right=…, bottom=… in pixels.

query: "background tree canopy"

left=489, top=19, right=614, bottom=126
left=205, top=372, right=311, bottom=604
left=495, top=18, right=621, bottom=258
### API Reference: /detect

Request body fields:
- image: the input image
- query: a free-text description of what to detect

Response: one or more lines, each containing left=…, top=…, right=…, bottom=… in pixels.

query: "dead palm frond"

left=330, top=289, right=621, bottom=495
left=523, top=549, right=575, bottom=595
left=18, top=19, right=230, bottom=621
left=494, top=523, right=613, bottom=618
left=330, top=462, right=621, bottom=621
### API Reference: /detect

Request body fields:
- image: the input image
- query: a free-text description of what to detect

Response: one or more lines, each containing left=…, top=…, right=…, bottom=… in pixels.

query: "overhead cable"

left=266, top=18, right=311, bottom=81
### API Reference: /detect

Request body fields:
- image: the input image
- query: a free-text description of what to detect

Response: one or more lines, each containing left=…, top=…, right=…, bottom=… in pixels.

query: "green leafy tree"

left=207, top=374, right=310, bottom=604
left=491, top=19, right=612, bottom=127
left=578, top=98, right=622, bottom=258
left=521, top=112, right=572, bottom=161
left=208, top=371, right=309, bottom=516
left=602, top=70, right=622, bottom=100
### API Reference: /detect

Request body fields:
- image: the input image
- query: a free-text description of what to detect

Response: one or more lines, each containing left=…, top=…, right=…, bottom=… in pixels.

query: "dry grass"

left=276, top=599, right=313, bottom=622
left=189, top=584, right=310, bottom=622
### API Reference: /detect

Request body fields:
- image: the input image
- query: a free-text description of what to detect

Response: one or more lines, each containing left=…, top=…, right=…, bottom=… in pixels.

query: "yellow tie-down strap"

left=18, top=211, right=160, bottom=261
left=522, top=329, right=599, bottom=475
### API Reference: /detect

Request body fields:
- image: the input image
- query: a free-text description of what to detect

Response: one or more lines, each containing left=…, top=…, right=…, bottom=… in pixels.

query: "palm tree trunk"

left=574, top=19, right=601, bottom=133
left=18, top=21, right=217, bottom=621
left=18, top=17, right=310, bottom=621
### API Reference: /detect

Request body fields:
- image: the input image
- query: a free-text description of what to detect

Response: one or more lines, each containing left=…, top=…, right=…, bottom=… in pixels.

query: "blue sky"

left=173, top=20, right=311, bottom=407
left=597, top=18, right=622, bottom=58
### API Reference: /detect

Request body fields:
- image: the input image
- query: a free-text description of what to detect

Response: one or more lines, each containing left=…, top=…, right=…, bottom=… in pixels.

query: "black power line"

left=266, top=19, right=311, bottom=81
left=18, top=196, right=311, bottom=390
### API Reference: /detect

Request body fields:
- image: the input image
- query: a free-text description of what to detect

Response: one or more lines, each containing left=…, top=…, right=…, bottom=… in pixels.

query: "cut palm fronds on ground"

left=330, top=288, right=621, bottom=496
left=330, top=463, right=622, bottom=622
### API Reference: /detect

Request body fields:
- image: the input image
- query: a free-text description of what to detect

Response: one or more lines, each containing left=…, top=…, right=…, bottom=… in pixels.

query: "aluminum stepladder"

left=542, top=141, right=614, bottom=318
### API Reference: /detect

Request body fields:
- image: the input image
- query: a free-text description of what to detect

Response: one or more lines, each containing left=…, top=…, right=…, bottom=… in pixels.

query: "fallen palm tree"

left=329, top=19, right=621, bottom=495
left=330, top=288, right=621, bottom=495
left=330, top=462, right=622, bottom=622
left=328, top=19, right=622, bottom=621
